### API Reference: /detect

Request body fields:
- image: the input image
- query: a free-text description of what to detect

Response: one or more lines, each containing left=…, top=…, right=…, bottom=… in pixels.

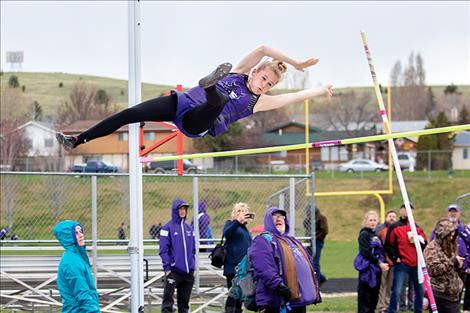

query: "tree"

left=324, top=90, right=377, bottom=135
left=389, top=52, right=432, bottom=120
left=193, top=122, right=244, bottom=152
left=0, top=119, right=29, bottom=169
left=31, top=101, right=43, bottom=121
left=56, top=84, right=118, bottom=127
left=8, top=75, right=19, bottom=88
left=94, top=89, right=112, bottom=115
left=416, top=112, right=452, bottom=170
left=458, top=106, right=470, bottom=124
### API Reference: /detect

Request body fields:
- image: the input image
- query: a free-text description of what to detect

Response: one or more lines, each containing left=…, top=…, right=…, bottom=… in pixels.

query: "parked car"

left=339, top=159, right=389, bottom=173
left=83, top=160, right=120, bottom=173
left=69, top=163, right=86, bottom=172
left=149, top=159, right=202, bottom=174
left=397, top=153, right=416, bottom=169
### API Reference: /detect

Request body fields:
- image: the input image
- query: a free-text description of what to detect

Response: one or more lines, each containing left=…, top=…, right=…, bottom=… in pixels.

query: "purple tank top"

left=173, top=73, right=260, bottom=138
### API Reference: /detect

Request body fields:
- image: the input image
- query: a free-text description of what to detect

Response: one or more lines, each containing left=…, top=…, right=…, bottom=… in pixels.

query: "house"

left=452, top=131, right=470, bottom=170
left=261, top=121, right=377, bottom=170
left=10, top=121, right=61, bottom=171
left=61, top=120, right=198, bottom=171
left=17, top=121, right=59, bottom=157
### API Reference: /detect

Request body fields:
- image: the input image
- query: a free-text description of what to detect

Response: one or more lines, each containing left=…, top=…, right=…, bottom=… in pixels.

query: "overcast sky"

left=1, top=1, right=469, bottom=89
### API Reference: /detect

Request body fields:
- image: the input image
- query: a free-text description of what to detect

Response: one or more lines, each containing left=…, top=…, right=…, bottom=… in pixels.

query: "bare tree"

left=56, top=84, right=117, bottom=127
left=324, top=90, right=377, bottom=135
left=0, top=119, right=28, bottom=169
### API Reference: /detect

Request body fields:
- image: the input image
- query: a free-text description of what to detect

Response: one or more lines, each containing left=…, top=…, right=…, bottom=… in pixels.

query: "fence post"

left=309, top=173, right=316, bottom=257
left=192, top=176, right=200, bottom=294
left=428, top=150, right=431, bottom=179
left=91, top=175, right=98, bottom=287
left=289, top=177, right=296, bottom=236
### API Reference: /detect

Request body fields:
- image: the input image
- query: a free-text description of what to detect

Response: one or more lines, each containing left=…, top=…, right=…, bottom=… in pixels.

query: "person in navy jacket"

left=159, top=198, right=195, bottom=313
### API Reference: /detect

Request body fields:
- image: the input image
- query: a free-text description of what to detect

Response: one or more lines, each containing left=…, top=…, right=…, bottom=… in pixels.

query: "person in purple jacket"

left=55, top=45, right=333, bottom=150
left=159, top=198, right=195, bottom=313
left=249, top=206, right=321, bottom=313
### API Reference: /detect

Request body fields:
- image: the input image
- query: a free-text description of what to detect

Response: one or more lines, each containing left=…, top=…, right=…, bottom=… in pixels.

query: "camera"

left=245, top=213, right=255, bottom=219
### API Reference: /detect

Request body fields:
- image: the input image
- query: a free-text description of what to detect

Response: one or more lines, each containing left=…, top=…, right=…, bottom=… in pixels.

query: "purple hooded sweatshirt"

left=190, top=201, right=211, bottom=239
left=159, top=198, right=196, bottom=275
left=174, top=73, right=260, bottom=138
left=249, top=206, right=319, bottom=309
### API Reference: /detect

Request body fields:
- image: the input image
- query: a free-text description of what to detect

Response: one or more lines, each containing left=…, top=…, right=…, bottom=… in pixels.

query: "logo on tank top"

left=220, top=80, right=246, bottom=100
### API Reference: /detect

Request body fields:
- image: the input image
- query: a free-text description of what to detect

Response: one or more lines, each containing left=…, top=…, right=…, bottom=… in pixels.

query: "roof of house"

left=62, top=120, right=174, bottom=133
left=17, top=121, right=56, bottom=133
left=454, top=131, right=470, bottom=146
left=263, top=129, right=376, bottom=146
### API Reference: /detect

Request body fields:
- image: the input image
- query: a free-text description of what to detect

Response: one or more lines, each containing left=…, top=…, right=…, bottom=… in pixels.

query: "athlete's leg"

left=57, top=94, right=177, bottom=150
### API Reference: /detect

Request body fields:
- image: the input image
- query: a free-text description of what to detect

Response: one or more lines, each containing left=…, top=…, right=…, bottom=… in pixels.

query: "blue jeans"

left=388, top=263, right=423, bottom=313
left=313, top=240, right=326, bottom=282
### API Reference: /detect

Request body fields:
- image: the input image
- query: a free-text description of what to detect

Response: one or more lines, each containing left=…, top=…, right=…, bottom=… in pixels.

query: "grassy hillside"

left=0, top=72, right=174, bottom=116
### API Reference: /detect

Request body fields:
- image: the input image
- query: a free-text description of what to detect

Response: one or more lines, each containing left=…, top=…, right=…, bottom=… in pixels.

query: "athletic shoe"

left=198, top=63, right=232, bottom=89
left=56, top=132, right=78, bottom=151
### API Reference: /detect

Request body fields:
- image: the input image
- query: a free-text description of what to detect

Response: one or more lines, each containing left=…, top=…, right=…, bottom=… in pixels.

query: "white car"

left=339, top=159, right=389, bottom=173
left=397, top=153, right=416, bottom=169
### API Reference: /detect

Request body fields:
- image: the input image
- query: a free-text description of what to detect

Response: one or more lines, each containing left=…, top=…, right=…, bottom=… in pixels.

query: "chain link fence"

left=0, top=173, right=314, bottom=242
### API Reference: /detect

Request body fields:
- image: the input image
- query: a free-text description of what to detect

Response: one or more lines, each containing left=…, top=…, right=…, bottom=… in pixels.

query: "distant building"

left=452, top=131, right=470, bottom=170
left=17, top=121, right=58, bottom=156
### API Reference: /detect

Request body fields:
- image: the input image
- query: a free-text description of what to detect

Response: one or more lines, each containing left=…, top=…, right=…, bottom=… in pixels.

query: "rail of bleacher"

left=1, top=237, right=310, bottom=312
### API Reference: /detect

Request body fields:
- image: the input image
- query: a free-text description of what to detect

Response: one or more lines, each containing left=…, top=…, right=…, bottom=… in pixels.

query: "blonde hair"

left=362, top=210, right=379, bottom=227
left=232, top=202, right=250, bottom=219
left=256, top=59, right=287, bottom=80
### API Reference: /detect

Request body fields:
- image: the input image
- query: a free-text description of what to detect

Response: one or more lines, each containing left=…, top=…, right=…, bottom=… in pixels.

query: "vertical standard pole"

left=305, top=99, right=311, bottom=196
left=91, top=175, right=98, bottom=287
left=176, top=84, right=184, bottom=176
left=128, top=1, right=144, bottom=312
left=193, top=177, right=200, bottom=294
left=289, top=177, right=296, bottom=236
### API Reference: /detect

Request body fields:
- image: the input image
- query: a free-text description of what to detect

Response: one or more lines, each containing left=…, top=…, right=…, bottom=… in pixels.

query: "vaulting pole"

left=361, top=31, right=437, bottom=313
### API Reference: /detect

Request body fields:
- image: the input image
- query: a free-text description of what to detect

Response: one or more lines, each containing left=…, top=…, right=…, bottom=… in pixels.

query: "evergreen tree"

left=8, top=75, right=19, bottom=88
left=458, top=106, right=470, bottom=124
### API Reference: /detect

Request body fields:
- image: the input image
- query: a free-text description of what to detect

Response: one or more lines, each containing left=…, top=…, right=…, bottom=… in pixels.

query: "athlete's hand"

left=294, top=58, right=319, bottom=72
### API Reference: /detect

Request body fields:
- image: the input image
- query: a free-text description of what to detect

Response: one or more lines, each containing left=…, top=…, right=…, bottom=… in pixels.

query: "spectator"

left=424, top=218, right=464, bottom=313
left=159, top=199, right=195, bottom=313
left=191, top=201, right=213, bottom=250
left=430, top=204, right=470, bottom=312
left=355, top=211, right=389, bottom=313
left=117, top=222, right=126, bottom=245
left=375, top=210, right=397, bottom=313
left=303, top=205, right=329, bottom=286
left=249, top=206, right=321, bottom=313
left=149, top=222, right=162, bottom=240
left=385, top=203, right=427, bottom=313
left=53, top=220, right=100, bottom=312
left=0, top=227, right=9, bottom=240
left=223, top=202, right=253, bottom=313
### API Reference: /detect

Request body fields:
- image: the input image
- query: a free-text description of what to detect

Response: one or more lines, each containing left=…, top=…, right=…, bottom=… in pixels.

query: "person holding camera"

left=223, top=202, right=254, bottom=313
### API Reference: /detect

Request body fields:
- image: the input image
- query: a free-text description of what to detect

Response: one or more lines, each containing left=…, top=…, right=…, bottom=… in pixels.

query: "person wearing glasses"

left=56, top=45, right=333, bottom=150
left=249, top=206, right=321, bottom=313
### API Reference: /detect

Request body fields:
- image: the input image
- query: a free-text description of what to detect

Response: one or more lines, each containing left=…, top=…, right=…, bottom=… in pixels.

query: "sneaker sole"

left=198, top=63, right=232, bottom=89
left=55, top=132, right=74, bottom=151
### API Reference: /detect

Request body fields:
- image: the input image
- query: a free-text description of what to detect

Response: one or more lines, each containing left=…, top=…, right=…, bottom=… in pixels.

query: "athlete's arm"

left=232, top=45, right=319, bottom=74
left=253, top=85, right=333, bottom=113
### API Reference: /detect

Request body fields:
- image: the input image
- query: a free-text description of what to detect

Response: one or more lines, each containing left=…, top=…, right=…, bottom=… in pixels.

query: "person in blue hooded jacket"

left=249, top=206, right=321, bottom=313
left=53, top=220, right=100, bottom=313
left=159, top=198, right=196, bottom=313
